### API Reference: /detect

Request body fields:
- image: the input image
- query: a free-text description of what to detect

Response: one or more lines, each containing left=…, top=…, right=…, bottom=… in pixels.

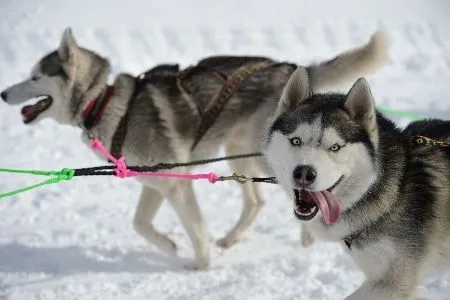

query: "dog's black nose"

left=293, top=165, right=317, bottom=186
left=0, top=91, right=7, bottom=102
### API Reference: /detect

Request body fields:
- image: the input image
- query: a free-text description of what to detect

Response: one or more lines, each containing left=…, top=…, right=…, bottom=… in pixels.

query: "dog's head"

left=1, top=28, right=110, bottom=125
left=263, top=67, right=379, bottom=225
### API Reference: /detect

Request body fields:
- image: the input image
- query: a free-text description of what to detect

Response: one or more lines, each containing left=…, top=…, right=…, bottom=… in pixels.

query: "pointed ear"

left=275, top=66, right=312, bottom=116
left=57, top=27, right=78, bottom=63
left=344, top=78, right=378, bottom=143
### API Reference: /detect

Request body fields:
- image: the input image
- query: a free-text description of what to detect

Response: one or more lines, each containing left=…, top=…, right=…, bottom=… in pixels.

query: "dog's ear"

left=58, top=27, right=78, bottom=64
left=344, top=78, right=379, bottom=144
left=275, top=66, right=312, bottom=116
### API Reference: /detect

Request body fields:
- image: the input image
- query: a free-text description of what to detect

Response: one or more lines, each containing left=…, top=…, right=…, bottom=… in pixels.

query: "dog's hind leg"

left=133, top=185, right=177, bottom=256
left=165, top=180, right=210, bottom=270
left=216, top=141, right=266, bottom=249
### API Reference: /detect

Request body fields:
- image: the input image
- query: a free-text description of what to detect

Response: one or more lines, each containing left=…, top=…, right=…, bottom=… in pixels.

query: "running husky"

left=263, top=67, right=450, bottom=299
left=1, top=28, right=388, bottom=269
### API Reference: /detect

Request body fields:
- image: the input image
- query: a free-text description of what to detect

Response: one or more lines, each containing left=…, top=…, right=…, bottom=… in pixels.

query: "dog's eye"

left=329, top=143, right=342, bottom=152
left=31, top=75, right=40, bottom=81
left=290, top=137, right=302, bottom=146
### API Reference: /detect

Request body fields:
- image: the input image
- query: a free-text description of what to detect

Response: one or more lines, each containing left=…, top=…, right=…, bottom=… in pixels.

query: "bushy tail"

left=307, top=31, right=389, bottom=91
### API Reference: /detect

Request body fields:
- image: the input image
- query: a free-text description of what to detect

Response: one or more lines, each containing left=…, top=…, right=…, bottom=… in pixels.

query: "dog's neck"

left=76, top=73, right=136, bottom=157
left=81, top=85, right=115, bottom=130
left=70, top=58, right=111, bottom=126
left=338, top=116, right=407, bottom=242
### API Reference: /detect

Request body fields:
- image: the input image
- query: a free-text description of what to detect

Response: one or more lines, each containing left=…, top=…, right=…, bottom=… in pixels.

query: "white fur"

left=265, top=116, right=344, bottom=192
left=2, top=73, right=69, bottom=123
left=351, top=238, right=397, bottom=279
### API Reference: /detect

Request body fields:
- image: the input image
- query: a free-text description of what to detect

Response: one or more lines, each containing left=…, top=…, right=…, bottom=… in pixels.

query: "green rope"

left=378, top=106, right=423, bottom=120
left=0, top=168, right=74, bottom=199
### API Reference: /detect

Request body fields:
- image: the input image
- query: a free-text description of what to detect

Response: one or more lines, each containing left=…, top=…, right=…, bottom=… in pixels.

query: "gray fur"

left=0, top=27, right=388, bottom=270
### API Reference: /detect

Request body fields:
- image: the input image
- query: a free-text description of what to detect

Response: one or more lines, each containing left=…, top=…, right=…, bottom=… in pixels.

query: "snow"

left=0, top=1, right=450, bottom=299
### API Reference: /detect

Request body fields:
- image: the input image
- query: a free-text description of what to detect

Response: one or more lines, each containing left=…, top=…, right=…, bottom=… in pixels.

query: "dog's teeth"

left=295, top=207, right=313, bottom=216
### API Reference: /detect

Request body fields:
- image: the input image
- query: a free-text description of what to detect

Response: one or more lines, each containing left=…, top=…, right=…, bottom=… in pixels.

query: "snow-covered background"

left=0, top=0, right=450, bottom=299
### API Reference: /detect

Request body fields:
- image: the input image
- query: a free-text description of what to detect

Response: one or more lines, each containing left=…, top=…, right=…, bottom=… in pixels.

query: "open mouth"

left=20, top=96, right=53, bottom=124
left=293, top=175, right=343, bottom=224
left=293, top=189, right=319, bottom=220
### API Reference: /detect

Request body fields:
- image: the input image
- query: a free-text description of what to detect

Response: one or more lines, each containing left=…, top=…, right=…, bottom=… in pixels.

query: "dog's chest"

left=348, top=237, right=397, bottom=279
left=308, top=218, right=351, bottom=242
left=308, top=219, right=398, bottom=279
left=420, top=235, right=450, bottom=278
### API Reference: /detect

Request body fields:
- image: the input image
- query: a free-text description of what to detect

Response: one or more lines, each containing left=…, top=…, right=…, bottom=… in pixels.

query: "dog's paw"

left=300, top=225, right=315, bottom=248
left=166, top=239, right=178, bottom=256
left=301, top=233, right=314, bottom=248
left=216, top=236, right=239, bottom=249
left=156, top=236, right=178, bottom=256
left=184, top=260, right=210, bottom=271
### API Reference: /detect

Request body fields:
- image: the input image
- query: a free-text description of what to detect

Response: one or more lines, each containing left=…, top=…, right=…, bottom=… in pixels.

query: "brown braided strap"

left=191, top=60, right=273, bottom=150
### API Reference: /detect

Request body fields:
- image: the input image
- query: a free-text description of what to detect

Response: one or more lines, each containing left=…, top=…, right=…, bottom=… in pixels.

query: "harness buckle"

left=218, top=173, right=248, bottom=184
left=87, top=132, right=95, bottom=140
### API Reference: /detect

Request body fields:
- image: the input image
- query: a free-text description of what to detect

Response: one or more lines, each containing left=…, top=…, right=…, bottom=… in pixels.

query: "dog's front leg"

left=133, top=185, right=177, bottom=256
left=216, top=182, right=265, bottom=249
left=166, top=180, right=210, bottom=270
left=217, top=142, right=266, bottom=249
left=345, top=239, right=420, bottom=300
left=344, top=257, right=419, bottom=300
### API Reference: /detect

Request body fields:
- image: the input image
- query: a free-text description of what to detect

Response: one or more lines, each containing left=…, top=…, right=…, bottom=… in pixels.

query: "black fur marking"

left=197, top=56, right=270, bottom=74
left=398, top=154, right=437, bottom=246
left=39, top=51, right=68, bottom=79
left=270, top=94, right=345, bottom=136
left=269, top=93, right=376, bottom=160
left=404, top=119, right=450, bottom=143
left=140, top=64, right=180, bottom=78
left=339, top=113, right=450, bottom=254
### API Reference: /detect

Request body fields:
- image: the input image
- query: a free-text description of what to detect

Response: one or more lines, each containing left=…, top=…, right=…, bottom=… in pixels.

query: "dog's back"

left=402, top=119, right=450, bottom=272
left=404, top=119, right=450, bottom=142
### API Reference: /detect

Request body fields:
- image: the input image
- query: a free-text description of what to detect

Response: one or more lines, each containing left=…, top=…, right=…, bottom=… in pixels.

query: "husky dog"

left=263, top=67, right=450, bottom=299
left=0, top=28, right=388, bottom=269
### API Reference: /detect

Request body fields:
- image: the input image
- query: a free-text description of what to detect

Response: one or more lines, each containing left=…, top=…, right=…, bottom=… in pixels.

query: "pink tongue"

left=307, top=190, right=341, bottom=224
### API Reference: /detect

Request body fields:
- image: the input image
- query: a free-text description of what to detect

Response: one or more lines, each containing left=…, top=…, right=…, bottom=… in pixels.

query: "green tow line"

left=378, top=106, right=423, bottom=120
left=0, top=168, right=74, bottom=198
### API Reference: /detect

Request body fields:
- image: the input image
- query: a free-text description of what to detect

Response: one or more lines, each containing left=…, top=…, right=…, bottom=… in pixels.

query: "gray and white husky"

left=0, top=27, right=388, bottom=269
left=263, top=66, right=450, bottom=299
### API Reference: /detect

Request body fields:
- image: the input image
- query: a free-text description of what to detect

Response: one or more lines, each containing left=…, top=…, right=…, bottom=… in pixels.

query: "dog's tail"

left=307, top=30, right=388, bottom=91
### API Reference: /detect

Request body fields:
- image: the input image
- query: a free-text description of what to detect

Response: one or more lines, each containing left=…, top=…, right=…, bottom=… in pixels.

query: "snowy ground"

left=1, top=1, right=450, bottom=299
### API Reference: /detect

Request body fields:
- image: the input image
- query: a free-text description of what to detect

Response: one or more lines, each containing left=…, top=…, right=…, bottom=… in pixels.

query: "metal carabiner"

left=218, top=173, right=248, bottom=184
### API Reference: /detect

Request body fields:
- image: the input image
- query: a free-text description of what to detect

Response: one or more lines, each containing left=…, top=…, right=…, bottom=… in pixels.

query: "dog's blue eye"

left=290, top=137, right=302, bottom=146
left=330, top=143, right=341, bottom=152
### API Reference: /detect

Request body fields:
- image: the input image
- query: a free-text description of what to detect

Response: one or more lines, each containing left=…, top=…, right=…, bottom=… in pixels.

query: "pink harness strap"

left=91, top=139, right=218, bottom=183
